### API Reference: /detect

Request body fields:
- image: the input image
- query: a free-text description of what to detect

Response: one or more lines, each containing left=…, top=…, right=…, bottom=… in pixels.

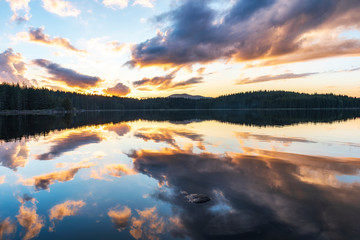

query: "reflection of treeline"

left=1, top=110, right=359, bottom=141
left=0, top=83, right=359, bottom=110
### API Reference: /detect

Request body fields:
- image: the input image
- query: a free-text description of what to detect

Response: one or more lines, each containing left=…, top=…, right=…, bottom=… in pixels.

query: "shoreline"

left=1, top=108, right=360, bottom=116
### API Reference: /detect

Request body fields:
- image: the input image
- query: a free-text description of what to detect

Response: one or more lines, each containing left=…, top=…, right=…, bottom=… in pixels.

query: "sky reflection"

left=0, top=116, right=359, bottom=239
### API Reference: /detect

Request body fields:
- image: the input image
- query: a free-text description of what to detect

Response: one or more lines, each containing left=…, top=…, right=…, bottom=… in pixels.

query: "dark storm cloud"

left=29, top=27, right=85, bottom=52
left=129, top=148, right=360, bottom=239
left=236, top=72, right=317, bottom=85
left=128, top=0, right=360, bottom=67
left=35, top=132, right=102, bottom=160
left=32, top=59, right=102, bottom=88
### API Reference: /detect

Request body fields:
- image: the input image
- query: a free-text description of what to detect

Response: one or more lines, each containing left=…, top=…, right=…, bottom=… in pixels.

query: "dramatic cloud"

left=0, top=48, right=31, bottom=85
left=104, top=83, right=131, bottom=96
left=129, top=147, right=360, bottom=239
left=0, top=218, right=16, bottom=239
left=35, top=132, right=102, bottom=160
left=103, top=0, right=129, bottom=9
left=16, top=205, right=44, bottom=240
left=42, top=0, right=80, bottom=17
left=0, top=140, right=29, bottom=171
left=22, top=162, right=94, bottom=190
left=133, top=71, right=203, bottom=90
left=49, top=200, right=86, bottom=231
left=32, top=59, right=102, bottom=88
left=108, top=206, right=132, bottom=231
left=236, top=73, right=317, bottom=85
left=6, top=0, right=31, bottom=23
left=128, top=0, right=360, bottom=67
left=27, top=27, right=85, bottom=52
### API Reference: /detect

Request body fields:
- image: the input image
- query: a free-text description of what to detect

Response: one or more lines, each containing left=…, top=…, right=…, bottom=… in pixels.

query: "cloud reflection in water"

left=129, top=147, right=360, bottom=239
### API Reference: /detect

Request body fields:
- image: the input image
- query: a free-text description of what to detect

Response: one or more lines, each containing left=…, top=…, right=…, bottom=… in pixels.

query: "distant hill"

left=168, top=93, right=208, bottom=100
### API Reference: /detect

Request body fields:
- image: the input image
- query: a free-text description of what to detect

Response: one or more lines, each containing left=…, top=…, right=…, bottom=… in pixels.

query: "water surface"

left=0, top=110, right=359, bottom=240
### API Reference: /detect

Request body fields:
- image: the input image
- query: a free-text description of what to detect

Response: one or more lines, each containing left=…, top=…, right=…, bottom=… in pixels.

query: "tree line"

left=2, top=109, right=360, bottom=142
left=0, top=83, right=359, bottom=111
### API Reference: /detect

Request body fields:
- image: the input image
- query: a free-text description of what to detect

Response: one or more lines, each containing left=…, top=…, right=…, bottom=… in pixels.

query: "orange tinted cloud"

left=107, top=41, right=126, bottom=52
left=129, top=0, right=360, bottom=68
left=32, top=59, right=102, bottom=89
left=130, top=207, right=165, bottom=240
left=104, top=83, right=131, bottom=97
left=6, top=0, right=31, bottom=23
left=35, top=131, right=103, bottom=160
left=235, top=132, right=315, bottom=144
left=108, top=206, right=132, bottom=231
left=49, top=200, right=86, bottom=221
left=0, top=140, right=29, bottom=171
left=16, top=205, right=44, bottom=240
left=90, top=164, right=136, bottom=180
left=28, top=27, right=85, bottom=52
left=0, top=218, right=16, bottom=239
left=134, top=128, right=203, bottom=149
left=0, top=48, right=31, bottom=85
left=105, top=123, right=131, bottom=136
left=106, top=164, right=136, bottom=177
left=256, top=39, right=360, bottom=67
left=49, top=200, right=86, bottom=231
left=133, top=70, right=203, bottom=91
left=42, top=0, right=80, bottom=17
left=0, top=176, right=5, bottom=185
left=22, top=162, right=94, bottom=190
left=236, top=73, right=317, bottom=85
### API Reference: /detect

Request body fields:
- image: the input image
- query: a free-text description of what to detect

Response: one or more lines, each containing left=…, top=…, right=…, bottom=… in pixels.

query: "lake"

left=0, top=110, right=359, bottom=240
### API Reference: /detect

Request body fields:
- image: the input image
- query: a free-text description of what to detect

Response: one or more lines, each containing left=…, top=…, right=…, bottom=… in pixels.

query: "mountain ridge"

left=168, top=93, right=209, bottom=99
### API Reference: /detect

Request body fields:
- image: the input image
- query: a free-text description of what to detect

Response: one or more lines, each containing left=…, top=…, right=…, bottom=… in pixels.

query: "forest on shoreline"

left=0, top=83, right=359, bottom=111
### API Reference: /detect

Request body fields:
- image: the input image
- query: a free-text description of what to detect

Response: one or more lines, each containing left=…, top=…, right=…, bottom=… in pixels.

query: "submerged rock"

left=185, top=194, right=211, bottom=204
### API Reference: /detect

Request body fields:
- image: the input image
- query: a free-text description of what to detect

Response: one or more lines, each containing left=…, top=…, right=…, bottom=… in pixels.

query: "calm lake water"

left=0, top=110, right=359, bottom=240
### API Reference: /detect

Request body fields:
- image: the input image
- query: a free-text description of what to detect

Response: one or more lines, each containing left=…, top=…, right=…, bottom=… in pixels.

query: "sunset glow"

left=1, top=0, right=359, bottom=98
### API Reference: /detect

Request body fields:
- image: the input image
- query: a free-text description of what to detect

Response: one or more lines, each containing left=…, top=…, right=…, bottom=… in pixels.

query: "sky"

left=0, top=0, right=360, bottom=98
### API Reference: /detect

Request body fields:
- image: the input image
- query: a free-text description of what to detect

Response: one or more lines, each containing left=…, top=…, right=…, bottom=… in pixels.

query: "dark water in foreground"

left=0, top=110, right=359, bottom=240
